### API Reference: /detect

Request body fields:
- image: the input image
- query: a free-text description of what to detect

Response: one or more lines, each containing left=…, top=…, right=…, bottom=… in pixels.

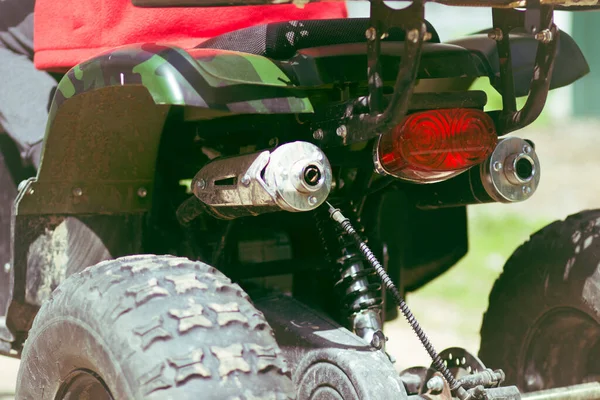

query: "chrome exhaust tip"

left=481, top=137, right=540, bottom=203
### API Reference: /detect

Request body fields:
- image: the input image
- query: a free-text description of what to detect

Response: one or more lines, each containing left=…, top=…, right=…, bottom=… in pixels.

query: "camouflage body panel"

left=23, top=44, right=314, bottom=215
left=49, top=44, right=313, bottom=125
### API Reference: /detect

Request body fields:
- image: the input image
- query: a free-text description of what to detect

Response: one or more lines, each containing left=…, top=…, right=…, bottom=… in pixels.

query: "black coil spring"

left=315, top=207, right=382, bottom=316
left=334, top=232, right=382, bottom=314
left=330, top=205, right=461, bottom=391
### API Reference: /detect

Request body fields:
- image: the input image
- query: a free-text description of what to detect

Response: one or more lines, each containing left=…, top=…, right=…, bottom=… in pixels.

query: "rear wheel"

left=479, top=210, right=600, bottom=391
left=16, top=254, right=294, bottom=399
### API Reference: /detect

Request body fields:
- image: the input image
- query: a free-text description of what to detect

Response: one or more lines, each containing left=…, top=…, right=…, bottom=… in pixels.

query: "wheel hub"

left=56, top=369, right=113, bottom=400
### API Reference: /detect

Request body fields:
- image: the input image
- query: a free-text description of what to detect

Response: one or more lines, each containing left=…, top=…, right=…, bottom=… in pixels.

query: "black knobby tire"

left=16, top=254, right=294, bottom=400
left=479, top=210, right=600, bottom=392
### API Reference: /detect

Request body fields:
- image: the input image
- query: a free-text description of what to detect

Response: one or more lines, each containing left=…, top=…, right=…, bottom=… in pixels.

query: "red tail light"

left=375, top=108, right=498, bottom=183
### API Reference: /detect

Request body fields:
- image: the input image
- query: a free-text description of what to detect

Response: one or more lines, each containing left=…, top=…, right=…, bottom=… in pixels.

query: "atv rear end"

left=0, top=0, right=596, bottom=399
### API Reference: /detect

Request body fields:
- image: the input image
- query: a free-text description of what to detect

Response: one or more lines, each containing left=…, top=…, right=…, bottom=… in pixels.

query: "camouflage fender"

left=49, top=44, right=313, bottom=123
left=4, top=45, right=317, bottom=343
left=19, top=44, right=314, bottom=216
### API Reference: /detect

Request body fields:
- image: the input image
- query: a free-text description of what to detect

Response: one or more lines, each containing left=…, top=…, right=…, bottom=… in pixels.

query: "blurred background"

left=2, top=4, right=600, bottom=398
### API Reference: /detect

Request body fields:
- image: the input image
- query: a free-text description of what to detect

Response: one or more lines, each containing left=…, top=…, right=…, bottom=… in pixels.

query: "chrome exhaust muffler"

left=189, top=141, right=332, bottom=220
left=412, top=137, right=541, bottom=209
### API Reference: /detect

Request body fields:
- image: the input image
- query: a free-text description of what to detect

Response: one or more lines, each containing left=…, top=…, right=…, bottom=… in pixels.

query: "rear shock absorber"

left=318, top=204, right=386, bottom=348
left=326, top=202, right=469, bottom=400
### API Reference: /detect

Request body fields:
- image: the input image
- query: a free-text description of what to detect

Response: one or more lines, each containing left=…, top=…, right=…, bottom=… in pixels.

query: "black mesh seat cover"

left=196, top=18, right=440, bottom=60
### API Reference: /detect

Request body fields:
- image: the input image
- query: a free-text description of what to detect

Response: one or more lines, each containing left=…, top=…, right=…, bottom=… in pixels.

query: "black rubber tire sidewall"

left=479, top=210, right=600, bottom=390
left=16, top=255, right=294, bottom=400
left=17, top=316, right=131, bottom=399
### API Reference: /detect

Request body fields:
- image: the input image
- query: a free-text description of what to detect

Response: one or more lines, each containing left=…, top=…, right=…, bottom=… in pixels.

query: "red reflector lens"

left=376, top=108, right=498, bottom=183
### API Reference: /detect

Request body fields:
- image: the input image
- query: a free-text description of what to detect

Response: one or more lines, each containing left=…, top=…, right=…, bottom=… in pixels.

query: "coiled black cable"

left=327, top=202, right=468, bottom=398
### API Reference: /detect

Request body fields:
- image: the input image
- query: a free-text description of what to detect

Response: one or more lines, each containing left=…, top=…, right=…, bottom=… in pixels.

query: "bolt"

left=525, top=373, right=544, bottom=392
left=370, top=331, right=386, bottom=350
left=365, top=27, right=376, bottom=41
left=241, top=175, right=251, bottom=186
left=197, top=179, right=206, bottom=190
left=371, top=334, right=382, bottom=349
left=308, top=196, right=318, bottom=206
left=3, top=263, right=10, bottom=274
left=523, top=144, right=532, bottom=154
left=72, top=187, right=83, bottom=197
left=407, top=29, right=419, bottom=43
left=137, top=187, right=148, bottom=198
left=493, top=161, right=503, bottom=171
left=522, top=186, right=532, bottom=195
left=313, top=129, right=324, bottom=140
left=336, top=125, right=347, bottom=139
left=427, top=376, right=445, bottom=394
left=488, top=28, right=504, bottom=41
left=535, top=29, right=553, bottom=44
left=424, top=31, right=433, bottom=41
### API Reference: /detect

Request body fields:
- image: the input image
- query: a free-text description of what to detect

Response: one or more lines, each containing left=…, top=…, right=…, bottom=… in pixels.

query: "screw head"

left=535, top=29, right=553, bottom=44
left=487, top=28, right=504, bottom=41
left=370, top=334, right=382, bottom=349
left=137, top=187, right=148, bottom=198
left=427, top=376, right=445, bottom=393
left=197, top=179, right=206, bottom=190
left=336, top=125, right=347, bottom=139
left=493, top=161, right=503, bottom=171
left=72, top=187, right=83, bottom=197
left=3, top=263, right=10, bottom=274
left=268, top=137, right=278, bottom=147
left=522, top=186, right=532, bottom=195
left=365, top=27, right=376, bottom=41
left=407, top=29, right=419, bottom=43
left=308, top=196, right=318, bottom=206
left=241, top=175, right=251, bottom=186
left=313, top=129, right=324, bottom=140
left=523, top=144, right=532, bottom=154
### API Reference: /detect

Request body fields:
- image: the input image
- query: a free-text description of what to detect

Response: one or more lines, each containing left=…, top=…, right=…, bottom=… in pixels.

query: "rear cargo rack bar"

left=308, top=0, right=557, bottom=147
left=490, top=4, right=558, bottom=135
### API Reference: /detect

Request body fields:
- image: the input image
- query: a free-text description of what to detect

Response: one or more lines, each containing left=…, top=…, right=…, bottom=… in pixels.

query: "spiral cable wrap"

left=328, top=203, right=462, bottom=392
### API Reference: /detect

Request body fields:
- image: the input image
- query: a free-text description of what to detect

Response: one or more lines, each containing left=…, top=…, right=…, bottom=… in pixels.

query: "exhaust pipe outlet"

left=481, top=137, right=539, bottom=203
left=412, top=137, right=540, bottom=209
left=191, top=141, right=332, bottom=220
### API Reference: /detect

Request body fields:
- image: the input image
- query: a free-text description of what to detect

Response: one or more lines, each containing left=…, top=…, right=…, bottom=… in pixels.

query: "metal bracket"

left=489, top=3, right=558, bottom=135
left=309, top=0, right=557, bottom=145
left=525, top=0, right=542, bottom=33
left=310, top=0, right=427, bottom=148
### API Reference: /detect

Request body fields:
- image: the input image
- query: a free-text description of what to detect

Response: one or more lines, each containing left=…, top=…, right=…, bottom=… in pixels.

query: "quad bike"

left=0, top=0, right=599, bottom=398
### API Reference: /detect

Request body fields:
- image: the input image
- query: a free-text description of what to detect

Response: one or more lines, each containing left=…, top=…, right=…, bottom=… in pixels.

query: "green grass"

left=469, top=77, right=555, bottom=128
left=413, top=210, right=553, bottom=313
